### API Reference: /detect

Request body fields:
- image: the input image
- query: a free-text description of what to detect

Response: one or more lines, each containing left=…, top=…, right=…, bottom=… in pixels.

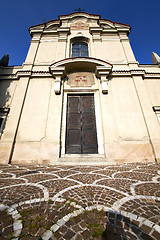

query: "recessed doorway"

left=65, top=94, right=98, bottom=154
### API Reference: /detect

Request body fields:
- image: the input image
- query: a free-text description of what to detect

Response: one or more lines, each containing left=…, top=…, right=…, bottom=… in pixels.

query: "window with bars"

left=0, top=108, right=9, bottom=136
left=72, top=42, right=89, bottom=57
left=153, top=106, right=160, bottom=124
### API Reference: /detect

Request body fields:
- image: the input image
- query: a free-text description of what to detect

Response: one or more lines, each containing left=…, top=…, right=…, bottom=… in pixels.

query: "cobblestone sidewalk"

left=0, top=162, right=160, bottom=239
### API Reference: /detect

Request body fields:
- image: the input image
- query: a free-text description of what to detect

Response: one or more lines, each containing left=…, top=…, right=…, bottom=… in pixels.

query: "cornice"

left=59, top=12, right=100, bottom=21
left=1, top=69, right=160, bottom=80
left=111, top=69, right=160, bottom=79
left=144, top=72, right=160, bottom=79
left=112, top=69, right=145, bottom=77
left=29, top=12, right=131, bottom=38
left=0, top=73, right=17, bottom=80
left=0, top=70, right=52, bottom=80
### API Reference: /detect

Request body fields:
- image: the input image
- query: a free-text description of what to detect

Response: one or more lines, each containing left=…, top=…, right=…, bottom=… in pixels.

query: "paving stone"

left=81, top=229, right=91, bottom=238
left=63, top=229, right=75, bottom=239
left=74, top=233, right=83, bottom=240
left=152, top=230, right=160, bottom=239
left=140, top=232, right=153, bottom=240
left=0, top=163, right=160, bottom=239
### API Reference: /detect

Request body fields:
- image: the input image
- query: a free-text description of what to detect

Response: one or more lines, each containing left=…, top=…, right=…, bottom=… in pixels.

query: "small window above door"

left=72, top=42, right=89, bottom=58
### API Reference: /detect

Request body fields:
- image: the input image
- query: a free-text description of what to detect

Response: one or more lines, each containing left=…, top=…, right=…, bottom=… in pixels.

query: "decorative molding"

left=112, top=69, right=160, bottom=79
left=144, top=72, right=160, bottom=79
left=49, top=67, right=65, bottom=94
left=57, top=28, right=70, bottom=42
left=89, top=27, right=103, bottom=41
left=1, top=68, right=160, bottom=81
left=96, top=66, right=112, bottom=94
left=51, top=57, right=112, bottom=68
left=50, top=58, right=112, bottom=94
left=17, top=70, right=32, bottom=77
left=0, top=74, right=17, bottom=80
left=70, top=21, right=89, bottom=30
left=153, top=106, right=160, bottom=112
left=130, top=69, right=145, bottom=77
left=0, top=70, right=52, bottom=80
left=112, top=69, right=144, bottom=77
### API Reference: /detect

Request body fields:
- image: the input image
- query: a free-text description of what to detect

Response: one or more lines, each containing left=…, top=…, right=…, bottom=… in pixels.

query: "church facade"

left=0, top=12, right=160, bottom=164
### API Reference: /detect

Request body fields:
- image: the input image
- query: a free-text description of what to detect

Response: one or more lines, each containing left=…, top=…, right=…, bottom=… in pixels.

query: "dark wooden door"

left=65, top=94, right=98, bottom=154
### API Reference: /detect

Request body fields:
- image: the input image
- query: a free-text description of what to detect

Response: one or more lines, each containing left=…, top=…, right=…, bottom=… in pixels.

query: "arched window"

left=72, top=42, right=89, bottom=57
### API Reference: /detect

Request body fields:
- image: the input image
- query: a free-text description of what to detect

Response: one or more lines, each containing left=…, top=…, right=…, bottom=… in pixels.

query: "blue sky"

left=0, top=0, right=160, bottom=66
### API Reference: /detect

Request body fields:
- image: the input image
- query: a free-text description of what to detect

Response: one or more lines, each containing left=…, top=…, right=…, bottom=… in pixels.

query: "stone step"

left=50, top=157, right=116, bottom=165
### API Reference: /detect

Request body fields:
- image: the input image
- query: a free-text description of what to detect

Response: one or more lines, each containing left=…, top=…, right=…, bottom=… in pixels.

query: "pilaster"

left=0, top=76, right=30, bottom=163
left=132, top=74, right=160, bottom=162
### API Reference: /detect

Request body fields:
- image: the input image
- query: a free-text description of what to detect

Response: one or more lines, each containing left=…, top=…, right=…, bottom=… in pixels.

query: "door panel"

left=65, top=94, right=98, bottom=154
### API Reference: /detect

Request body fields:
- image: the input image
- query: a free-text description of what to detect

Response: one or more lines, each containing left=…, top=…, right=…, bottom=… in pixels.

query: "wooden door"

left=65, top=94, right=98, bottom=154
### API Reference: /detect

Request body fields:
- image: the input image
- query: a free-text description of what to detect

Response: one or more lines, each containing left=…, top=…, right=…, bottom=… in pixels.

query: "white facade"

left=0, top=12, right=160, bottom=164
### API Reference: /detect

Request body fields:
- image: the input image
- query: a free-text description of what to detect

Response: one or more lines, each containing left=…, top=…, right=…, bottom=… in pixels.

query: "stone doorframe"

left=49, top=57, right=112, bottom=158
left=60, top=90, right=105, bottom=157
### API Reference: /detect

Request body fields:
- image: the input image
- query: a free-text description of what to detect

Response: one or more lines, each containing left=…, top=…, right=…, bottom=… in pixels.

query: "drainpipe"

left=8, top=25, right=45, bottom=164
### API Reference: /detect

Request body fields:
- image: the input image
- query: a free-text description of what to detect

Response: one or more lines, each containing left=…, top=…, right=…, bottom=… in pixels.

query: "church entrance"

left=65, top=94, right=98, bottom=154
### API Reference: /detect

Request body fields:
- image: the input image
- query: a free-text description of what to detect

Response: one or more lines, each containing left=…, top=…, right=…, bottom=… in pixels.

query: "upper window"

left=72, top=42, right=89, bottom=58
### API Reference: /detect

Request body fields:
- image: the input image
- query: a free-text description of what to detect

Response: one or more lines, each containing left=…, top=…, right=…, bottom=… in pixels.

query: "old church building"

left=0, top=12, right=160, bottom=164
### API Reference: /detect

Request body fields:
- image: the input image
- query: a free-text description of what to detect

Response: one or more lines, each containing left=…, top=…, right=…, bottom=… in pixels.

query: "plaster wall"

left=11, top=77, right=62, bottom=163
left=145, top=79, right=160, bottom=106
left=0, top=80, right=17, bottom=108
left=99, top=76, right=154, bottom=162
left=94, top=41, right=126, bottom=62
left=55, top=41, right=67, bottom=61
left=25, top=40, right=40, bottom=64
left=0, top=77, right=30, bottom=163
left=120, top=40, right=136, bottom=63
left=35, top=40, right=58, bottom=63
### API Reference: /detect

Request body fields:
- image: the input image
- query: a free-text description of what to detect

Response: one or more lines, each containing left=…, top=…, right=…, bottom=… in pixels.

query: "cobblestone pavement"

left=0, top=162, right=160, bottom=240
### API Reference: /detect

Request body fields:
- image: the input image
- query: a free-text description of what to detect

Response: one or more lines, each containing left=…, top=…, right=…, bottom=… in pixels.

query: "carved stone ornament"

left=49, top=67, right=65, bottom=94
left=70, top=21, right=89, bottom=30
left=96, top=66, right=112, bottom=94
left=67, top=72, right=95, bottom=87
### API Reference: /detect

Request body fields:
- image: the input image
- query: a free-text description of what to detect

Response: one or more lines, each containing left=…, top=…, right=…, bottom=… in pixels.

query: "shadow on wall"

left=0, top=80, right=11, bottom=108
left=0, top=54, right=11, bottom=108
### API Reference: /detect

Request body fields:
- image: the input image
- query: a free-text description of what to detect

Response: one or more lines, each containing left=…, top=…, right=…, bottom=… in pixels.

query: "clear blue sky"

left=0, top=0, right=160, bottom=66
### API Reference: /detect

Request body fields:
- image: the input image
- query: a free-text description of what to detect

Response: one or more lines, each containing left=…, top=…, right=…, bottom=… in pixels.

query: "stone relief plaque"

left=70, top=21, right=89, bottom=30
left=67, top=72, right=95, bottom=87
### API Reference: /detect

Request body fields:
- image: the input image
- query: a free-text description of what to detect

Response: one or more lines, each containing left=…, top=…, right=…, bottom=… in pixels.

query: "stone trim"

left=112, top=69, right=160, bottom=79
left=60, top=91, right=105, bottom=157
left=1, top=69, right=159, bottom=81
left=0, top=70, right=52, bottom=80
